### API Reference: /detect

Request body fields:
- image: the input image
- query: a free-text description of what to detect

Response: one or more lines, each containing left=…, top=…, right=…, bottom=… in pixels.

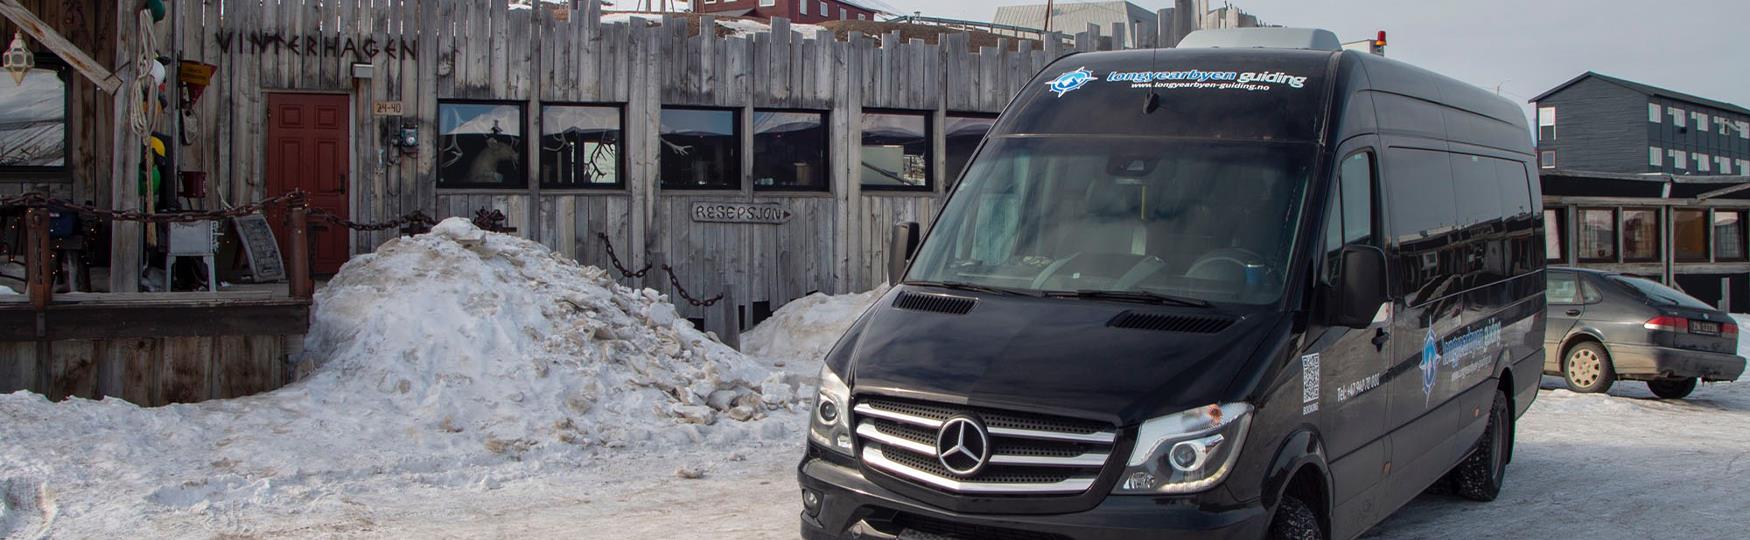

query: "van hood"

left=834, top=286, right=1285, bottom=427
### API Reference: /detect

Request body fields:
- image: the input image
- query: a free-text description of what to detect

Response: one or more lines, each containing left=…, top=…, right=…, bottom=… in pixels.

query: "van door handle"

left=1565, top=309, right=1582, bottom=316
left=1371, top=328, right=1390, bottom=350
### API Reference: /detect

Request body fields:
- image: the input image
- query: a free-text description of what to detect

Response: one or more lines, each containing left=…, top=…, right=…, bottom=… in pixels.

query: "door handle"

left=1565, top=309, right=1582, bottom=316
left=1371, top=328, right=1390, bottom=351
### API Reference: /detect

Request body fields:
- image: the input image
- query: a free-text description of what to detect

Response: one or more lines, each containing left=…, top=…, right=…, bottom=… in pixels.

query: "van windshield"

left=906, top=136, right=1313, bottom=305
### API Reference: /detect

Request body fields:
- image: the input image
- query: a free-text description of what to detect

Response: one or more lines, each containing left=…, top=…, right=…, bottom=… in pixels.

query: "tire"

left=1267, top=495, right=1323, bottom=540
left=1647, top=377, right=1698, bottom=400
left=1563, top=341, right=1615, bottom=393
left=1449, top=389, right=1511, bottom=502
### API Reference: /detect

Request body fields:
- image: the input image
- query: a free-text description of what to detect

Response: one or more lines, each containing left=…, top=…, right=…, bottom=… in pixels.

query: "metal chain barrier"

left=596, top=232, right=651, bottom=278
left=0, top=190, right=517, bottom=237
left=594, top=233, right=723, bottom=307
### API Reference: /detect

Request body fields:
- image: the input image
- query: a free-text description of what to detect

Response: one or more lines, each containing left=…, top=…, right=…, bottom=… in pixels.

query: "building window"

left=0, top=56, right=70, bottom=177
left=1720, top=118, right=1731, bottom=136
left=752, top=110, right=828, bottom=191
left=1720, top=156, right=1733, bottom=173
left=1694, top=112, right=1708, bottom=129
left=759, top=0, right=775, bottom=7
left=1737, top=120, right=1748, bottom=140
left=438, top=101, right=527, bottom=188
left=1716, top=211, right=1747, bottom=261
left=1673, top=150, right=1687, bottom=170
left=1539, top=150, right=1556, bottom=169
left=1650, top=146, right=1662, bottom=167
left=1739, top=159, right=1749, bottom=175
left=1697, top=153, right=1710, bottom=172
left=861, top=111, right=933, bottom=190
left=841, top=7, right=847, bottom=19
left=1649, top=103, right=1662, bottom=123
left=1674, top=209, right=1709, bottom=262
left=660, top=107, right=742, bottom=190
left=820, top=1, right=828, bottom=16
left=857, top=13, right=866, bottom=20
left=1544, top=209, right=1566, bottom=262
left=945, top=114, right=997, bottom=184
left=1672, top=107, right=1686, bottom=128
left=540, top=105, right=622, bottom=189
left=1578, top=208, right=1615, bottom=262
left=800, top=0, right=808, bottom=15
left=1537, top=106, right=1556, bottom=141
left=1621, top=209, right=1659, bottom=262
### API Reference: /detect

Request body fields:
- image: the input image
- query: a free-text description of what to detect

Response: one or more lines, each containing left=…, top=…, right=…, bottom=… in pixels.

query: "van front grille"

left=853, top=397, right=1117, bottom=496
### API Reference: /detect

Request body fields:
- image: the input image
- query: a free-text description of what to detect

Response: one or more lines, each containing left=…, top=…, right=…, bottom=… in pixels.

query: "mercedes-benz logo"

left=935, top=416, right=991, bottom=477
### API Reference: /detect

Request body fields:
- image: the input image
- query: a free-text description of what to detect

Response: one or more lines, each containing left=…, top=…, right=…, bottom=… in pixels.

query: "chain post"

left=25, top=207, right=51, bottom=311
left=287, top=192, right=314, bottom=300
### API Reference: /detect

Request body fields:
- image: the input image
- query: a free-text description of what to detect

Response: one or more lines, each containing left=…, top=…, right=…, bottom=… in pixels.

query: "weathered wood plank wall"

left=163, top=0, right=1088, bottom=324
left=0, top=334, right=296, bottom=406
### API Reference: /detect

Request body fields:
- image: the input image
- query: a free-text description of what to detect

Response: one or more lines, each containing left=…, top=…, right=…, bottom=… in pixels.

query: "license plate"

left=1690, top=320, right=1721, bottom=336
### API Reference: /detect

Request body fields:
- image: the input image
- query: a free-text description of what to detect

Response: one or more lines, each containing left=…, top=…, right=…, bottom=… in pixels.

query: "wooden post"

left=710, top=283, right=740, bottom=351
left=25, top=208, right=51, bottom=310
left=108, top=3, right=143, bottom=294
left=288, top=204, right=313, bottom=299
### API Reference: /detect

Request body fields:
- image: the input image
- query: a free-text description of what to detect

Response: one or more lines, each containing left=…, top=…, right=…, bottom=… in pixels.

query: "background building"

left=1531, top=72, right=1750, bottom=175
left=693, top=0, right=881, bottom=23
left=992, top=1, right=1160, bottom=47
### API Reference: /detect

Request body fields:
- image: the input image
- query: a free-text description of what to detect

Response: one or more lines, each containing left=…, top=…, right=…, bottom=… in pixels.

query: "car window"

left=1547, top=272, right=1581, bottom=304
left=1581, top=279, right=1603, bottom=303
left=1609, top=276, right=1713, bottom=309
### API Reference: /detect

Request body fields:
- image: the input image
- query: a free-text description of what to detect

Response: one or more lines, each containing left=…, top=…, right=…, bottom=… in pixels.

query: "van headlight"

left=1112, top=403, right=1253, bottom=495
left=808, top=366, right=854, bottom=457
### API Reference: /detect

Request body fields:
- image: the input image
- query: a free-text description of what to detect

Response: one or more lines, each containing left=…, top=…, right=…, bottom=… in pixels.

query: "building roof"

left=992, top=1, right=1159, bottom=37
left=837, top=0, right=896, bottom=15
left=1530, top=71, right=1750, bottom=116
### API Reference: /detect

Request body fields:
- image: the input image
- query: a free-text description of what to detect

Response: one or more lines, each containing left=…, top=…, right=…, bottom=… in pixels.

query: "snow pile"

left=598, top=12, right=830, bottom=39
left=0, top=285, right=17, bottom=295
left=0, top=219, right=804, bottom=535
left=743, top=286, right=887, bottom=370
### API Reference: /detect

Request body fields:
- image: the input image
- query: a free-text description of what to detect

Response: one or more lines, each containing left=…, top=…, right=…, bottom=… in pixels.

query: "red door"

left=265, top=93, right=350, bottom=275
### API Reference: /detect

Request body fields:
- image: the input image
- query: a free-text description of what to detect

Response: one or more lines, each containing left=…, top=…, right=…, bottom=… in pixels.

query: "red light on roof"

left=1374, top=31, right=1387, bottom=47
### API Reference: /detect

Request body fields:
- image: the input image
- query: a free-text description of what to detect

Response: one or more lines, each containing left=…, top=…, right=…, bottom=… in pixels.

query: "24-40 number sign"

left=691, top=202, right=792, bottom=224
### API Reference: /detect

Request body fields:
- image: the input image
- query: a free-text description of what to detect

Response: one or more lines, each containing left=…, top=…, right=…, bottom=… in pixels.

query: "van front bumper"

left=1607, top=343, right=1746, bottom=382
left=798, top=455, right=1270, bottom=540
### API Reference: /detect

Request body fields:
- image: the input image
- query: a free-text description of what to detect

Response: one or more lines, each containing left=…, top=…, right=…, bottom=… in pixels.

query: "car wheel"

left=1449, top=389, right=1511, bottom=502
left=1267, top=494, right=1323, bottom=540
left=1647, top=377, right=1698, bottom=400
left=1563, top=341, right=1615, bottom=393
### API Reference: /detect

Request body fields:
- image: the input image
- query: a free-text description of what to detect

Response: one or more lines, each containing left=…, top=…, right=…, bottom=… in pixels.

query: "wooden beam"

left=0, top=0, right=121, bottom=93
left=1696, top=182, right=1750, bottom=201
left=108, top=0, right=142, bottom=293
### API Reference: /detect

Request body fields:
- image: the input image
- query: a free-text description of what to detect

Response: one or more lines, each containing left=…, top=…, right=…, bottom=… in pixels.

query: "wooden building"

left=2, top=0, right=1177, bottom=402
left=1543, top=169, right=1750, bottom=310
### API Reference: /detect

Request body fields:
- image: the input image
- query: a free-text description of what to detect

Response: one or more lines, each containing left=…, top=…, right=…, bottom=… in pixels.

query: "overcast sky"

left=874, top=0, right=1750, bottom=117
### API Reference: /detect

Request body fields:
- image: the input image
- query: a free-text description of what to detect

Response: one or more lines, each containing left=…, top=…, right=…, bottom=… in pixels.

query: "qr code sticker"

left=1301, top=354, right=1321, bottom=405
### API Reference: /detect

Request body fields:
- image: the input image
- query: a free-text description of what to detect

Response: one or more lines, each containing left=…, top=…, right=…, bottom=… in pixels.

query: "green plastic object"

left=146, top=0, right=166, bottom=22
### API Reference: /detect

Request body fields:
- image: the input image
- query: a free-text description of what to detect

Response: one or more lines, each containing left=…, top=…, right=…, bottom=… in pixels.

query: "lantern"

left=4, top=32, right=33, bottom=86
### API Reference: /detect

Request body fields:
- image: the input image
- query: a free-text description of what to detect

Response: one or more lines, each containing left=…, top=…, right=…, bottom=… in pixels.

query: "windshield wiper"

left=906, top=281, right=1044, bottom=297
left=1047, top=289, right=1212, bottom=308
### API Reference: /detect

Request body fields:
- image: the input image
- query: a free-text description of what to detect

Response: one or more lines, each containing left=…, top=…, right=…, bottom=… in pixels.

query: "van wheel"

left=1449, top=389, right=1511, bottom=502
left=1267, top=495, right=1323, bottom=540
left=1648, top=378, right=1698, bottom=400
left=1563, top=342, right=1615, bottom=393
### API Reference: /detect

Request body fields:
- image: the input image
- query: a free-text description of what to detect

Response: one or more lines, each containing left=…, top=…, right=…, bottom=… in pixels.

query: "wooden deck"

left=0, top=292, right=310, bottom=405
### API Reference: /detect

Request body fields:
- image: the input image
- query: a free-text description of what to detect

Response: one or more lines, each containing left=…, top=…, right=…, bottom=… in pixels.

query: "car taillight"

left=1644, top=315, right=1688, bottom=333
left=1724, top=323, right=1739, bottom=338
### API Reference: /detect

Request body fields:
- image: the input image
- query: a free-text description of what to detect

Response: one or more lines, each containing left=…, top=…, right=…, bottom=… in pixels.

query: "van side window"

left=1383, top=148, right=1458, bottom=304
left=1324, top=151, right=1377, bottom=284
left=1547, top=272, right=1580, bottom=304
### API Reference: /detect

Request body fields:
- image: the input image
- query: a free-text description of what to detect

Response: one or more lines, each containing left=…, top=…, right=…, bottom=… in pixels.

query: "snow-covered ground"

left=5, top=223, right=1750, bottom=539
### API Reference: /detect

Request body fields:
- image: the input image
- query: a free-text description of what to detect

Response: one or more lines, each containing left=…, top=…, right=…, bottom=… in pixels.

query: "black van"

left=799, top=29, right=1546, bottom=540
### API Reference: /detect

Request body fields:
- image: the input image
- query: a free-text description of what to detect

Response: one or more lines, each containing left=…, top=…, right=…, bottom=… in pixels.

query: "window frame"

left=1539, top=149, right=1556, bottom=169
left=1547, top=271, right=1583, bottom=305
left=1537, top=106, right=1556, bottom=141
left=0, top=54, right=73, bottom=180
left=751, top=107, right=831, bottom=193
left=1544, top=208, right=1567, bottom=263
left=1619, top=207, right=1660, bottom=263
left=1576, top=207, right=1617, bottom=263
left=1649, top=102, right=1662, bottom=123
left=658, top=106, right=745, bottom=192
left=537, top=102, right=627, bottom=191
left=1673, top=208, right=1710, bottom=263
left=1713, top=209, right=1748, bottom=262
left=1649, top=146, right=1662, bottom=168
left=859, top=108, right=937, bottom=192
left=436, top=99, right=531, bottom=190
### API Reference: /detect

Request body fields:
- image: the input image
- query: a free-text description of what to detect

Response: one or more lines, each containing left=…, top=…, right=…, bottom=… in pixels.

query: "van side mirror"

left=888, top=222, right=920, bottom=285
left=1332, top=245, right=1389, bottom=329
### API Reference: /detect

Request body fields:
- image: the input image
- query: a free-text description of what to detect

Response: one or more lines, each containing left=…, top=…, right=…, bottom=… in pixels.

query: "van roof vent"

left=892, top=291, right=977, bottom=315
left=1108, top=311, right=1234, bottom=334
left=1176, top=28, right=1342, bottom=51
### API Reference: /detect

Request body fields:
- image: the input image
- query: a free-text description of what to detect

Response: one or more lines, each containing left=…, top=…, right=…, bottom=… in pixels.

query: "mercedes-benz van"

left=799, top=28, right=1546, bottom=540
